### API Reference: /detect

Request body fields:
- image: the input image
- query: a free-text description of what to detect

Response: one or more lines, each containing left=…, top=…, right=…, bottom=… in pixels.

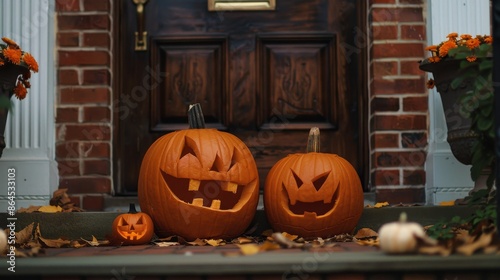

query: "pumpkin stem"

left=128, top=203, right=138, bottom=214
left=188, top=103, right=206, bottom=129
left=306, top=127, right=320, bottom=153
left=399, top=212, right=407, bottom=223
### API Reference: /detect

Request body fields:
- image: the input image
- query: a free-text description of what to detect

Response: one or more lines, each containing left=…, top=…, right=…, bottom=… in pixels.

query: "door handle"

left=133, top=0, right=148, bottom=51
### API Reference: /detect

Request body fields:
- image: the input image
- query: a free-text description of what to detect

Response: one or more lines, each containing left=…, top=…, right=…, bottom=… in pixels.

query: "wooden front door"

left=114, top=0, right=368, bottom=194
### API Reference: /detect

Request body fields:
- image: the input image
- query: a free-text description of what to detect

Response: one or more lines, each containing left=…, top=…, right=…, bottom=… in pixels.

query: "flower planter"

left=419, top=59, right=479, bottom=165
left=0, top=63, right=29, bottom=157
left=420, top=58, right=492, bottom=196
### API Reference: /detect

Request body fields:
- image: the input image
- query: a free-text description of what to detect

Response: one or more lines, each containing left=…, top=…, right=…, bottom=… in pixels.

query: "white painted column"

left=425, top=0, right=490, bottom=204
left=0, top=0, right=58, bottom=209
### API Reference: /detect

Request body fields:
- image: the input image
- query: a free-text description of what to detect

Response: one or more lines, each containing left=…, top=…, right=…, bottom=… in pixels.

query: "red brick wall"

left=55, top=0, right=112, bottom=210
left=369, top=0, right=428, bottom=203
left=53, top=0, right=429, bottom=210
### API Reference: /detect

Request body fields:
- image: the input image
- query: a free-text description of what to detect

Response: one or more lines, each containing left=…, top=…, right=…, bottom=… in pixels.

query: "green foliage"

left=451, top=44, right=495, bottom=187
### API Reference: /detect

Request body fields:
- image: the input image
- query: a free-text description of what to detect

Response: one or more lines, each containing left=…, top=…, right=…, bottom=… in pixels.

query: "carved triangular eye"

left=210, top=154, right=224, bottom=172
left=228, top=148, right=242, bottom=171
left=118, top=217, right=128, bottom=226
left=136, top=216, right=144, bottom=225
left=312, top=171, right=330, bottom=191
left=180, top=136, right=199, bottom=160
left=291, top=170, right=303, bottom=188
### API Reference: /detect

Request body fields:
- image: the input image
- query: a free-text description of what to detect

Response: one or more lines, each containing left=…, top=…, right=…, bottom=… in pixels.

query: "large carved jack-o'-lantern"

left=139, top=104, right=259, bottom=241
left=111, top=203, right=154, bottom=245
left=264, top=127, right=363, bottom=238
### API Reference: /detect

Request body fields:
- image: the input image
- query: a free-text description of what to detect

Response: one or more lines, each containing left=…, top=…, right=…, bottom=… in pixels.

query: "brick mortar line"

left=371, top=22, right=425, bottom=26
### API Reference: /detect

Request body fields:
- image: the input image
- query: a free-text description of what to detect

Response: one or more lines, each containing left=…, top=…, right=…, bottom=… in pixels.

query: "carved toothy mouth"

left=161, top=171, right=244, bottom=210
left=282, top=184, right=339, bottom=217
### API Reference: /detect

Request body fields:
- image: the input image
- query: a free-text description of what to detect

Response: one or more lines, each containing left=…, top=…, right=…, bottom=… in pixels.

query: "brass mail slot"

left=208, top=0, right=276, bottom=11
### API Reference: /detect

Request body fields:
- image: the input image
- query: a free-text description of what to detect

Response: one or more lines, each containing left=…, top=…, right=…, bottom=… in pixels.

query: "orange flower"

left=484, top=36, right=493, bottom=44
left=3, top=47, right=22, bottom=64
left=13, top=80, right=27, bottom=100
left=1, top=37, right=19, bottom=49
left=465, top=38, right=480, bottom=50
left=439, top=40, right=457, bottom=57
left=447, top=32, right=458, bottom=40
left=22, top=52, right=38, bottom=72
left=460, top=34, right=472, bottom=40
left=466, top=55, right=477, bottom=62
left=0, top=57, right=4, bottom=67
left=426, top=78, right=435, bottom=89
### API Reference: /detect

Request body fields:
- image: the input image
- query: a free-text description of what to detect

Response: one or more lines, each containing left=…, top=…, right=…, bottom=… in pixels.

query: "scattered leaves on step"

left=281, top=232, right=299, bottom=241
left=50, top=188, right=84, bottom=212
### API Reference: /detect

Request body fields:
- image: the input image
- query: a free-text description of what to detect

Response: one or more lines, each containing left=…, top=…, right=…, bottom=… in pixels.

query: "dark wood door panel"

left=115, top=0, right=367, bottom=194
left=150, top=35, right=228, bottom=131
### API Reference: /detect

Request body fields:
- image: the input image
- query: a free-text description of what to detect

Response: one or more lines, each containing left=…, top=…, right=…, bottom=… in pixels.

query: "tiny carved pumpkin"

left=264, top=127, right=364, bottom=238
left=378, top=212, right=433, bottom=254
left=111, top=203, right=154, bottom=245
left=139, top=104, right=259, bottom=241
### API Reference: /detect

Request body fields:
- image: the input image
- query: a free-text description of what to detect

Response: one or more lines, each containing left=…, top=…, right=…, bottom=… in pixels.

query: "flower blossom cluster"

left=0, top=37, right=39, bottom=100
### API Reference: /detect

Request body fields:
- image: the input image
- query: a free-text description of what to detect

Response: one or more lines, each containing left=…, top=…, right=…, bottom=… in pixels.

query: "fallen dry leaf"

left=272, top=232, right=304, bottom=248
left=418, top=245, right=452, bottom=256
left=232, top=236, right=255, bottom=244
left=310, top=237, right=325, bottom=248
left=81, top=235, right=110, bottom=247
left=206, top=239, right=225, bottom=247
left=70, top=240, right=87, bottom=248
left=281, top=232, right=299, bottom=241
left=456, top=232, right=494, bottom=256
left=15, top=223, right=35, bottom=245
left=259, top=241, right=281, bottom=251
left=374, top=202, right=389, bottom=208
left=354, top=228, right=378, bottom=239
left=17, top=205, right=41, bottom=213
left=155, top=241, right=180, bottom=247
left=355, top=238, right=379, bottom=247
left=439, top=200, right=455, bottom=206
left=39, top=237, right=71, bottom=248
left=187, top=238, right=206, bottom=246
left=38, top=205, right=63, bottom=213
left=238, top=243, right=260, bottom=255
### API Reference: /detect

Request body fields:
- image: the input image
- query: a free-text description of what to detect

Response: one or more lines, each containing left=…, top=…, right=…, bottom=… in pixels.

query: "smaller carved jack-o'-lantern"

left=139, top=104, right=259, bottom=240
left=264, top=127, right=364, bottom=238
left=111, top=203, right=154, bottom=245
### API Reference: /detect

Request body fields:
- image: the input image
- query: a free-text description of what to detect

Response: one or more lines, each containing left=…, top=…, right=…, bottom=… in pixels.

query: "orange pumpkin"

left=264, top=127, right=363, bottom=238
left=111, top=203, right=154, bottom=245
left=138, top=104, right=259, bottom=241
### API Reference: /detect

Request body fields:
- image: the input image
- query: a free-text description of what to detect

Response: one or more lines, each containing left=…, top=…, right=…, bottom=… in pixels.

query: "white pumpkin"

left=0, top=229, right=7, bottom=254
left=378, top=212, right=426, bottom=254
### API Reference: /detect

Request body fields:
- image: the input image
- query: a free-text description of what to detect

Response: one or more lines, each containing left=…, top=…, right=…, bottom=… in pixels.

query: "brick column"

left=369, top=0, right=428, bottom=204
left=55, top=0, right=112, bottom=210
